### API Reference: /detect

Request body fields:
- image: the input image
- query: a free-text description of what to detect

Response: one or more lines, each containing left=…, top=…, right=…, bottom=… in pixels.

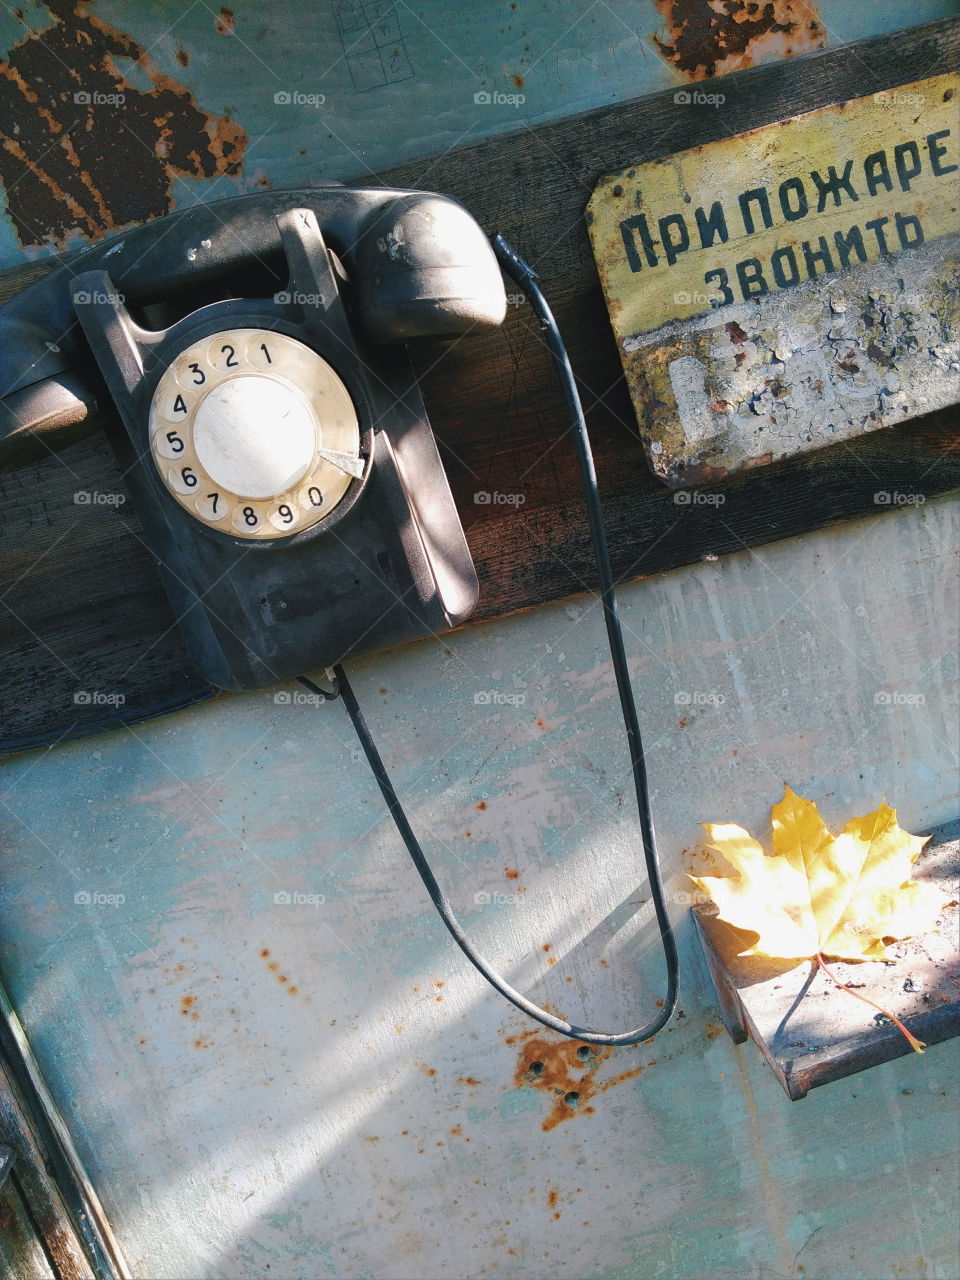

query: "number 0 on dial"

left=147, top=329, right=363, bottom=540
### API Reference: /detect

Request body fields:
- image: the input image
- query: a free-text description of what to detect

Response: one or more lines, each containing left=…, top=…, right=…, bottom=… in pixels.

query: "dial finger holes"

left=150, top=328, right=362, bottom=540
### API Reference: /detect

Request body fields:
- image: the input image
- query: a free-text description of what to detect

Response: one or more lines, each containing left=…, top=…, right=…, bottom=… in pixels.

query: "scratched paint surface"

left=0, top=0, right=957, bottom=268
left=1, top=498, right=958, bottom=1278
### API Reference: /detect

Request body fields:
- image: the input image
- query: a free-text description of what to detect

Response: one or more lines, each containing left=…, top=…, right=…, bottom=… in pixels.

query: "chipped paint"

left=624, top=235, right=960, bottom=484
left=0, top=0, right=246, bottom=252
left=652, top=0, right=827, bottom=80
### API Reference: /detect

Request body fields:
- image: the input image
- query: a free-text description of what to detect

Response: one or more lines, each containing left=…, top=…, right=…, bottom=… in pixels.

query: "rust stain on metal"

left=652, top=0, right=826, bottom=80
left=0, top=0, right=247, bottom=252
left=512, top=1034, right=646, bottom=1131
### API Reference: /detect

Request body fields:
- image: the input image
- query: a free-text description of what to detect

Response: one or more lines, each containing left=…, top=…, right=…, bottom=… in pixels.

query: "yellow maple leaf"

left=691, top=788, right=947, bottom=1049
left=691, top=788, right=944, bottom=1052
left=691, top=787, right=940, bottom=961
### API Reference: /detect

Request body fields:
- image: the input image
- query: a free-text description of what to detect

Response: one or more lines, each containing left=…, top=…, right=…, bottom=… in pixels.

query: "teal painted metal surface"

left=1, top=0, right=957, bottom=269
left=2, top=498, right=958, bottom=1277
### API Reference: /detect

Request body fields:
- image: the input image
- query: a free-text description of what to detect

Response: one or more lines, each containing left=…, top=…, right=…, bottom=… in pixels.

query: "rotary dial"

left=147, top=329, right=364, bottom=540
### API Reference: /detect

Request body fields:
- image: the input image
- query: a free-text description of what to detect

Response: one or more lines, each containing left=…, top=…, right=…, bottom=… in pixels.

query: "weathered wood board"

left=1, top=20, right=958, bottom=752
left=587, top=73, right=960, bottom=485
left=693, top=825, right=960, bottom=1100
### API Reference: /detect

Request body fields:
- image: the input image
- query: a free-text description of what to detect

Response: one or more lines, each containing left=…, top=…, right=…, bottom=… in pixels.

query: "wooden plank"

left=1, top=19, right=958, bottom=753
left=0, top=1058, right=94, bottom=1279
left=692, top=825, right=960, bottom=1100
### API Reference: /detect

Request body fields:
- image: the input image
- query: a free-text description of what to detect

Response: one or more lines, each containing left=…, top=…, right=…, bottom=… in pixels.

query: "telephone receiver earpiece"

left=0, top=187, right=507, bottom=469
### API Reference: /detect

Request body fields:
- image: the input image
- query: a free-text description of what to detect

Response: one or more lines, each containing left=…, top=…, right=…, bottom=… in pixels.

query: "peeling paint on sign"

left=587, top=74, right=960, bottom=486
left=0, top=0, right=247, bottom=252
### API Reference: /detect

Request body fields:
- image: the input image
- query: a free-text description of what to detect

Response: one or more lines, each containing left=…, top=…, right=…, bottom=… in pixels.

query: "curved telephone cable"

left=308, top=234, right=679, bottom=1046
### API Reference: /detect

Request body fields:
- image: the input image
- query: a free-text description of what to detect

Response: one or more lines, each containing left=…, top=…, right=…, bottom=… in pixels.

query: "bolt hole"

left=528, top=1061, right=544, bottom=1076
left=576, top=1046, right=591, bottom=1060
left=564, top=1091, right=580, bottom=1107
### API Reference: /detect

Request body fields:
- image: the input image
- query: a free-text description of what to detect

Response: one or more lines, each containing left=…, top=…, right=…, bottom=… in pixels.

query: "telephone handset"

left=0, top=193, right=678, bottom=1048
left=0, top=188, right=507, bottom=690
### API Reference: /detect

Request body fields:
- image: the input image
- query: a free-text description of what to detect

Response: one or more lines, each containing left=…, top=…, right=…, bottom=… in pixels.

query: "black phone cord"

left=303, top=234, right=679, bottom=1046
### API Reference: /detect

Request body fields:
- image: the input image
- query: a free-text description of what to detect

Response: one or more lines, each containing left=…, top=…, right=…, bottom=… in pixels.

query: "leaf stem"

left=815, top=952, right=925, bottom=1054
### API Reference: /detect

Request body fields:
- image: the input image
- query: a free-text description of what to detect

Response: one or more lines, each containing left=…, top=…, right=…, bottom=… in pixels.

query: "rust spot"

left=420, top=1065, right=437, bottom=1077
left=505, top=867, right=519, bottom=880
left=287, top=985, right=298, bottom=995
left=457, top=1076, right=480, bottom=1087
left=181, top=995, right=196, bottom=1008
left=193, top=1036, right=211, bottom=1049
left=536, top=718, right=550, bottom=730
left=475, top=801, right=488, bottom=810
left=678, top=717, right=690, bottom=728
left=725, top=320, right=748, bottom=344
left=260, top=949, right=270, bottom=958
left=395, top=1024, right=404, bottom=1034
left=652, top=0, right=826, bottom=81
left=175, top=47, right=189, bottom=67
left=542, top=943, right=552, bottom=953
left=513, top=1036, right=644, bottom=1131
left=510, top=73, right=525, bottom=89
left=464, top=830, right=472, bottom=837
left=449, top=1125, right=462, bottom=1136
left=364, top=1135, right=380, bottom=1143
left=434, top=980, right=445, bottom=988
left=547, top=1188, right=559, bottom=1208
left=0, top=0, right=247, bottom=252
left=379, top=687, right=388, bottom=694
left=215, top=7, right=235, bottom=35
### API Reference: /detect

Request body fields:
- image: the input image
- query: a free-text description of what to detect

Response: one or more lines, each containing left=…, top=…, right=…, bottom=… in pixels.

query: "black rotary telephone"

left=0, top=188, right=506, bottom=690
left=0, top=187, right=677, bottom=1049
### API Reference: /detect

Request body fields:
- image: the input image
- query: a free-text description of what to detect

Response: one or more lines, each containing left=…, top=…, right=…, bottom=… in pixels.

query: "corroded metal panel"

left=2, top=1, right=957, bottom=271
left=1, top=497, right=958, bottom=1278
left=587, top=73, right=960, bottom=485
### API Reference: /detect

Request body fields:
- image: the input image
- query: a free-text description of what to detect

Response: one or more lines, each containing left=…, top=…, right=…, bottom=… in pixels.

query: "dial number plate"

left=148, top=329, right=363, bottom=540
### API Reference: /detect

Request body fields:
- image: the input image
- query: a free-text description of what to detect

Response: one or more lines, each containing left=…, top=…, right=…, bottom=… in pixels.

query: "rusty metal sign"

left=587, top=73, right=960, bottom=486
